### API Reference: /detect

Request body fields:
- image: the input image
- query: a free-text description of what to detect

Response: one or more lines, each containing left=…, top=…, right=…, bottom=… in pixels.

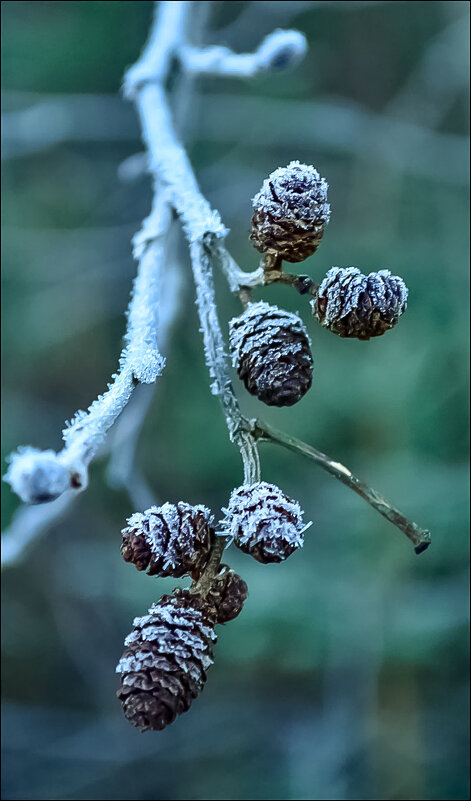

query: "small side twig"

left=252, top=419, right=431, bottom=554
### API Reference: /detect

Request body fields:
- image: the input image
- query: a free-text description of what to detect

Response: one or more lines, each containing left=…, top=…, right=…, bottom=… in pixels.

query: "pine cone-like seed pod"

left=250, top=161, right=330, bottom=262
left=116, top=592, right=216, bottom=732
left=315, top=267, right=408, bottom=340
left=121, top=503, right=213, bottom=578
left=203, top=566, right=248, bottom=624
left=229, top=301, right=313, bottom=407
left=221, top=481, right=308, bottom=564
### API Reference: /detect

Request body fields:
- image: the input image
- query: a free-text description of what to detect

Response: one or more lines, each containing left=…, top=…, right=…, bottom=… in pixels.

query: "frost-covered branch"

left=4, top=190, right=170, bottom=505
left=3, top=3, right=190, bottom=508
left=252, top=420, right=431, bottom=554
left=1, top=491, right=78, bottom=569
left=125, top=0, right=266, bottom=485
left=179, top=29, right=307, bottom=77
left=106, top=252, right=184, bottom=507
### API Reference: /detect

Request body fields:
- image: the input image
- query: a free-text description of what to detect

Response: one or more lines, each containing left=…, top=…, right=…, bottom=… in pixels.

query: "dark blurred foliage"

left=1, top=2, right=469, bottom=799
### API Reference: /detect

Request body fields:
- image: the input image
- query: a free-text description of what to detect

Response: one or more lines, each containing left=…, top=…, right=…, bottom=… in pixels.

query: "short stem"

left=252, top=419, right=431, bottom=554
left=263, top=269, right=319, bottom=297
left=192, top=532, right=227, bottom=596
left=260, top=252, right=283, bottom=273
left=239, top=286, right=252, bottom=309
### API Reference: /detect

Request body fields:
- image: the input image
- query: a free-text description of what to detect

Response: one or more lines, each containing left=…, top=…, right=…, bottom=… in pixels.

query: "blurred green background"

left=1, top=2, right=469, bottom=799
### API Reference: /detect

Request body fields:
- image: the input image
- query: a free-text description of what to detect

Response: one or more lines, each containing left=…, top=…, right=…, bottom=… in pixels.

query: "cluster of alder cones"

left=116, top=161, right=409, bottom=732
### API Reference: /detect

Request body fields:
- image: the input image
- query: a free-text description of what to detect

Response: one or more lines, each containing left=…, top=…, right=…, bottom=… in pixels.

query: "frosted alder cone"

left=221, top=481, right=307, bottom=564
left=121, top=503, right=212, bottom=578
left=315, top=267, right=408, bottom=340
left=116, top=591, right=217, bottom=732
left=229, top=301, right=313, bottom=407
left=250, top=161, right=330, bottom=262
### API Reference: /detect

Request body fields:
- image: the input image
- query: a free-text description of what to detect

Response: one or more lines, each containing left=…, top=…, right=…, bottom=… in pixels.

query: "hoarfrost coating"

left=251, top=160, right=331, bottom=226
left=228, top=301, right=311, bottom=367
left=317, top=267, right=408, bottom=325
left=121, top=502, right=213, bottom=578
left=221, top=481, right=308, bottom=563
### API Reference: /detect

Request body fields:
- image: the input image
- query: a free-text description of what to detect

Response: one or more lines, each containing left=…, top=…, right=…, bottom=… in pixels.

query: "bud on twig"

left=250, top=161, right=330, bottom=263
left=229, top=301, right=313, bottom=407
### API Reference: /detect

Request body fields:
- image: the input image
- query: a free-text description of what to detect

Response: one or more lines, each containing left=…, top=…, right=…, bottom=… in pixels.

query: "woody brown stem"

left=263, top=268, right=319, bottom=297
left=192, top=532, right=227, bottom=595
left=252, top=419, right=431, bottom=554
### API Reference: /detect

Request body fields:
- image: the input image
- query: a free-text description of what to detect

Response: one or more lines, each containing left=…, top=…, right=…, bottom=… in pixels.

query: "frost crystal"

left=316, top=267, right=408, bottom=340
left=221, top=481, right=308, bottom=564
left=121, top=502, right=213, bottom=578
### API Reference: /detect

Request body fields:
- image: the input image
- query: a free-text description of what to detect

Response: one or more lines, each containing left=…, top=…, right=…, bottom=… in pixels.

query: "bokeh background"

left=1, top=2, right=470, bottom=799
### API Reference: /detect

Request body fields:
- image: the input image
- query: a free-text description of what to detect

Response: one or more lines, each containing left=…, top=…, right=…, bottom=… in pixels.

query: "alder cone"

left=221, top=481, right=307, bottom=564
left=315, top=267, right=408, bottom=340
left=204, top=566, right=248, bottom=624
left=116, top=592, right=216, bottom=732
left=229, top=301, right=313, bottom=407
left=121, top=503, right=212, bottom=578
left=250, top=161, right=330, bottom=262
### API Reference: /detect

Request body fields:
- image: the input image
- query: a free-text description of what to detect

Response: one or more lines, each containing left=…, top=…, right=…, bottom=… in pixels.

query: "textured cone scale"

left=229, top=301, right=313, bottom=407
left=221, top=481, right=308, bottom=564
left=121, top=503, right=212, bottom=578
left=204, top=566, right=248, bottom=624
left=250, top=161, right=330, bottom=262
left=315, top=267, right=408, bottom=340
left=116, top=592, right=217, bottom=732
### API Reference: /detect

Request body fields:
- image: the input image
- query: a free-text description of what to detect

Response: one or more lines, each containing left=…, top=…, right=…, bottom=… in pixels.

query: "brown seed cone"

left=121, top=503, right=212, bottom=578
left=229, top=302, right=313, bottom=407
left=315, top=267, right=408, bottom=340
left=251, top=207, right=326, bottom=263
left=250, top=161, right=330, bottom=263
left=116, top=592, right=217, bottom=733
left=221, top=482, right=307, bottom=564
left=203, top=566, right=248, bottom=624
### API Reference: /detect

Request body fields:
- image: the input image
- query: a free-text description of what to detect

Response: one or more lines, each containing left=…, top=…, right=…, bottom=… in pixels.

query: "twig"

left=4, top=182, right=170, bottom=508
left=1, top=492, right=78, bottom=569
left=252, top=419, right=431, bottom=554
left=193, top=533, right=227, bottom=597
left=3, top=2, right=193, bottom=509
left=179, top=29, right=307, bottom=78
left=125, top=0, right=262, bottom=487
left=106, top=242, right=185, bottom=508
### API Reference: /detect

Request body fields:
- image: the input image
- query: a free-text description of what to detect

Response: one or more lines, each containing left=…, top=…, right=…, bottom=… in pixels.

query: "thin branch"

left=125, top=0, right=262, bottom=487
left=1, top=491, right=78, bottom=569
left=252, top=419, right=431, bottom=554
left=106, top=247, right=185, bottom=507
left=4, top=190, right=170, bottom=506
left=179, top=29, right=307, bottom=78
left=192, top=533, right=227, bottom=597
left=3, top=3, right=191, bottom=509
